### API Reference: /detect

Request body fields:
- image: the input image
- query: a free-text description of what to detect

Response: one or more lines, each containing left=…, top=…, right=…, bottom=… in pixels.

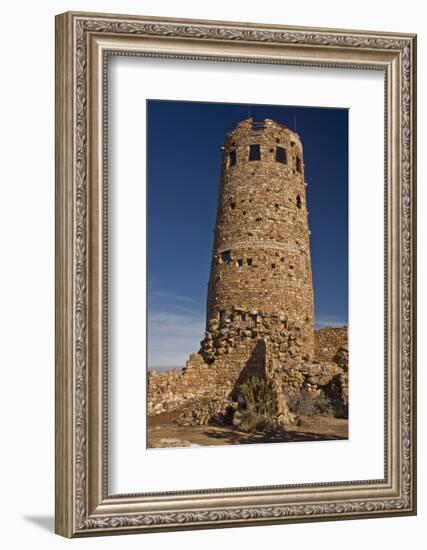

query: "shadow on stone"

left=230, top=339, right=267, bottom=400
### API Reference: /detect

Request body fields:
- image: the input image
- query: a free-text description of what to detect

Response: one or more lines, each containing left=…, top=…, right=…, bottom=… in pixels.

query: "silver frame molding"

left=55, top=11, right=417, bottom=537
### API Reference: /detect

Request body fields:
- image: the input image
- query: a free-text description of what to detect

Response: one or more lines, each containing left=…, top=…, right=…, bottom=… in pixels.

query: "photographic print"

left=147, top=100, right=349, bottom=449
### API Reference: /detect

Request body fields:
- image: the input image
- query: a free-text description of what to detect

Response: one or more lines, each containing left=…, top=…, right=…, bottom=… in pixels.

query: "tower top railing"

left=225, top=117, right=302, bottom=144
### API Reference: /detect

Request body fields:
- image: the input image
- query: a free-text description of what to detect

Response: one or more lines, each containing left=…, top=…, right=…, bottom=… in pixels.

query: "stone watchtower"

left=206, top=118, right=314, bottom=358
left=147, top=118, right=319, bottom=417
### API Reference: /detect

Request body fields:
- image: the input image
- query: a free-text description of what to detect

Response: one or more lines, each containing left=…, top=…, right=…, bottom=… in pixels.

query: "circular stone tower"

left=206, top=118, right=314, bottom=358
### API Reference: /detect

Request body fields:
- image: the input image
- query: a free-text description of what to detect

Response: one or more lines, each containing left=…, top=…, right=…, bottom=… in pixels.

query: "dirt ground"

left=147, top=409, right=348, bottom=449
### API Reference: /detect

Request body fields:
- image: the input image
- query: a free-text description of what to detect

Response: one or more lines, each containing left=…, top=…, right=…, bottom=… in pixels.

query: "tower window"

left=237, top=259, right=243, bottom=267
left=275, top=203, right=279, bottom=209
left=230, top=201, right=236, bottom=210
left=249, top=144, right=261, bottom=161
left=275, top=147, right=287, bottom=164
left=296, top=156, right=302, bottom=173
left=221, top=250, right=231, bottom=264
left=247, top=258, right=253, bottom=266
left=296, top=195, right=302, bottom=209
left=229, top=150, right=236, bottom=167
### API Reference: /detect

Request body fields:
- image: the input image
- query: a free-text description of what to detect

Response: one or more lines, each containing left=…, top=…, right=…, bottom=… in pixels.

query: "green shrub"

left=235, top=408, right=280, bottom=434
left=254, top=415, right=280, bottom=433
left=238, top=408, right=259, bottom=433
left=239, top=377, right=277, bottom=417
left=234, top=377, right=280, bottom=433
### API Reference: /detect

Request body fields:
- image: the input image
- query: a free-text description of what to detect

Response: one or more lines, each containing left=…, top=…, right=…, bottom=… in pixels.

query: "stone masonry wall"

left=314, top=326, right=348, bottom=362
left=147, top=342, right=266, bottom=415
left=148, top=306, right=306, bottom=415
left=147, top=321, right=349, bottom=416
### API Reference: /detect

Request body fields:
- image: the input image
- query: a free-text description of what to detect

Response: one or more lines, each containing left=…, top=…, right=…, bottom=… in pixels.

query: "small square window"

left=249, top=144, right=261, bottom=161
left=247, top=258, right=253, bottom=266
left=237, top=259, right=243, bottom=267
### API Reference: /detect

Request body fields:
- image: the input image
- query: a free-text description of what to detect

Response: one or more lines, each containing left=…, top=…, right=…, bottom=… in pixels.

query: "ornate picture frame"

left=55, top=11, right=417, bottom=537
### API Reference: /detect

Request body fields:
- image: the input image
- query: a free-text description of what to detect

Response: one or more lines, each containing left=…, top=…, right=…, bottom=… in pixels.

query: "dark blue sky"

left=147, top=100, right=348, bottom=368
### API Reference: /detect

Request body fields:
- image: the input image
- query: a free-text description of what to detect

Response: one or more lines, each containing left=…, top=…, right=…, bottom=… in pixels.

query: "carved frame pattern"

left=55, top=11, right=416, bottom=537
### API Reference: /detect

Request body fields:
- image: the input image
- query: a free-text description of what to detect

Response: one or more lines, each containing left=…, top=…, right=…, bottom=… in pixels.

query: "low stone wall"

left=147, top=341, right=266, bottom=415
left=314, top=326, right=348, bottom=363
left=147, top=318, right=349, bottom=420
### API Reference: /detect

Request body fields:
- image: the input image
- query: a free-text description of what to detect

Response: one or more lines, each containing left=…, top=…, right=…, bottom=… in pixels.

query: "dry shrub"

left=287, top=388, right=339, bottom=417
